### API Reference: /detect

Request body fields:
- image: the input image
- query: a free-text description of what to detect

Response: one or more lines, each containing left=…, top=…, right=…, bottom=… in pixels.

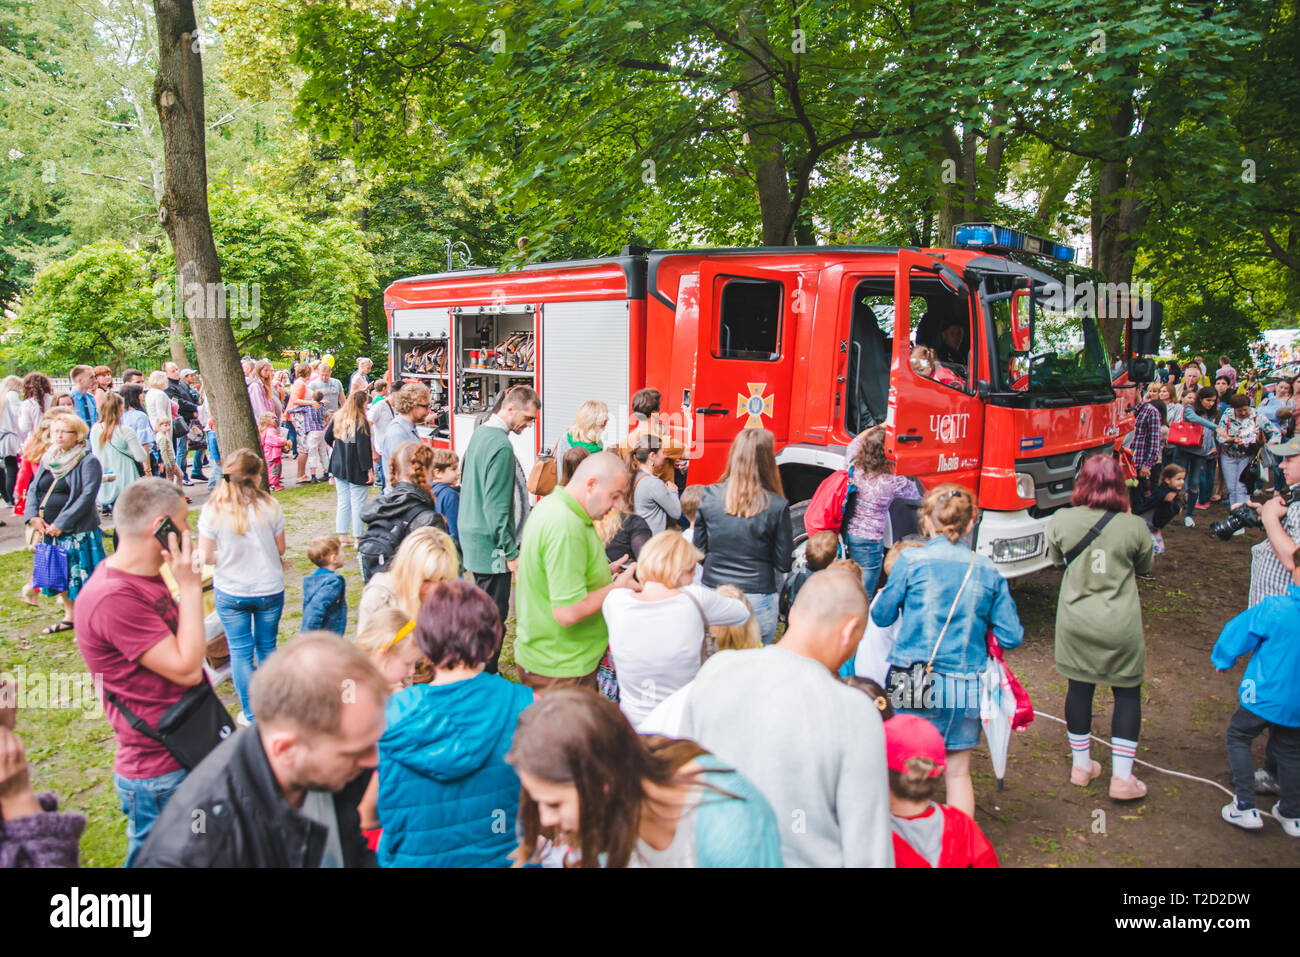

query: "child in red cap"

left=886, top=713, right=999, bottom=868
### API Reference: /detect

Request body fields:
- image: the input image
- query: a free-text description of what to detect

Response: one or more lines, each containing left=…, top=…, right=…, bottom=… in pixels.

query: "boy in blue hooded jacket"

left=1212, top=547, right=1300, bottom=837
left=302, top=536, right=348, bottom=635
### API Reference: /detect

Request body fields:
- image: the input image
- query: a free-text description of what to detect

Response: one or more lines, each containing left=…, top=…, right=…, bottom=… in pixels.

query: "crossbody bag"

left=680, top=588, right=716, bottom=664
left=886, top=558, right=976, bottom=709
left=106, top=680, right=236, bottom=771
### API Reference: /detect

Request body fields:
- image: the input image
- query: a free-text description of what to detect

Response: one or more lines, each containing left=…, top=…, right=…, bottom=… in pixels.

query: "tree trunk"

left=152, top=0, right=261, bottom=469
left=1090, top=95, right=1148, bottom=357
left=734, top=12, right=796, bottom=245
left=169, top=313, right=189, bottom=368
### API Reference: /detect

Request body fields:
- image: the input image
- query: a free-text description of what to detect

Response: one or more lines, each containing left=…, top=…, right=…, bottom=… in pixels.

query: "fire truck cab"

left=385, top=227, right=1152, bottom=577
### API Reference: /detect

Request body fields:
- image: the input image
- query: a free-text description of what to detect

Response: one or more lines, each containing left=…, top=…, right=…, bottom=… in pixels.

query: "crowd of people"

left=1, top=354, right=1298, bottom=868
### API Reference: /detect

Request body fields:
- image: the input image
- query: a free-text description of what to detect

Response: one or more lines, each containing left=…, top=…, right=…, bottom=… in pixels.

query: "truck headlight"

left=1014, top=472, right=1035, bottom=501
left=990, top=534, right=1044, bottom=564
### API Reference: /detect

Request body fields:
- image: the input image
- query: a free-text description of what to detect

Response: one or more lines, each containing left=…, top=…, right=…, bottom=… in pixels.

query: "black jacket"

left=358, top=482, right=447, bottom=567
left=694, top=482, right=793, bottom=593
left=165, top=378, right=198, bottom=424
left=23, top=453, right=102, bottom=536
left=325, top=419, right=373, bottom=485
left=136, top=725, right=376, bottom=868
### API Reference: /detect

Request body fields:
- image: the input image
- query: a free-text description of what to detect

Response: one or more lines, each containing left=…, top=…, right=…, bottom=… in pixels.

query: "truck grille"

left=1015, top=442, right=1113, bottom=515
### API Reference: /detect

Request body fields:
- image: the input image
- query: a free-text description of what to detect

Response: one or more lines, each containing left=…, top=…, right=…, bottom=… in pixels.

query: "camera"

left=1213, top=485, right=1296, bottom=540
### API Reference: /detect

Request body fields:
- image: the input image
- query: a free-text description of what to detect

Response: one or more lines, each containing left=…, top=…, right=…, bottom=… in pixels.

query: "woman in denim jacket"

left=872, top=484, right=1023, bottom=818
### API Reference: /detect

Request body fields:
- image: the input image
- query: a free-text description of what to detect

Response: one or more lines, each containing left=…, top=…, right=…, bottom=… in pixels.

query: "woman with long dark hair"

left=325, top=389, right=373, bottom=547
left=693, top=428, right=792, bottom=644
left=1045, top=455, right=1154, bottom=801
left=506, top=688, right=781, bottom=867
left=1175, top=386, right=1221, bottom=526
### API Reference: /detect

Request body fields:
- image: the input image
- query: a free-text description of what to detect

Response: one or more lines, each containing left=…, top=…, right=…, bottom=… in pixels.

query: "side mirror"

left=1131, top=300, right=1163, bottom=356
left=977, top=379, right=991, bottom=399
left=1128, top=357, right=1157, bottom=383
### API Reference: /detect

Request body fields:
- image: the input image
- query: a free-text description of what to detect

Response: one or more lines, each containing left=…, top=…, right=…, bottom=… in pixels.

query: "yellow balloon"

left=322, top=354, right=334, bottom=367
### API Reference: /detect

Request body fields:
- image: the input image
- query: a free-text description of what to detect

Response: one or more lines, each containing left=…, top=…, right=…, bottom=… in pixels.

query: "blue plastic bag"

left=32, top=539, right=69, bottom=593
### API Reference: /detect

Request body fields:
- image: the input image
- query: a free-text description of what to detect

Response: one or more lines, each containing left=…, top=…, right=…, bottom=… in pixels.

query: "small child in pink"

left=259, top=412, right=288, bottom=490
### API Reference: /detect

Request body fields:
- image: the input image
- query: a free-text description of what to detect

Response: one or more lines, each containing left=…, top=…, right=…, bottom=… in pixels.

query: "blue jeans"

left=114, top=767, right=188, bottom=867
left=1175, top=449, right=1207, bottom=509
left=336, top=478, right=369, bottom=538
left=215, top=589, right=285, bottom=719
left=206, top=429, right=220, bottom=490
left=175, top=435, right=189, bottom=476
left=745, top=591, right=780, bottom=646
left=846, top=536, right=885, bottom=596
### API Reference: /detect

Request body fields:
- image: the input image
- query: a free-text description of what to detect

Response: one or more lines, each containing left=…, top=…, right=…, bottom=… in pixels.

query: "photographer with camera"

left=0, top=678, right=87, bottom=867
left=1246, top=436, right=1300, bottom=608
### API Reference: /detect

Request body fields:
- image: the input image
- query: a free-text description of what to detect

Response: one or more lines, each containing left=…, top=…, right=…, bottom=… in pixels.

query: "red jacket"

left=891, top=804, right=999, bottom=868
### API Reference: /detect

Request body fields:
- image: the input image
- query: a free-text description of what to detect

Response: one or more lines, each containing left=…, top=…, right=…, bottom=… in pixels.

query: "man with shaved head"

left=514, top=451, right=641, bottom=692
left=678, top=569, right=893, bottom=867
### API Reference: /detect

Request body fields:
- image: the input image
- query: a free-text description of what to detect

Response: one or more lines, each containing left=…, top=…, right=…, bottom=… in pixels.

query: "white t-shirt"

left=603, top=585, right=749, bottom=726
left=851, top=592, right=899, bottom=685
left=198, top=499, right=286, bottom=597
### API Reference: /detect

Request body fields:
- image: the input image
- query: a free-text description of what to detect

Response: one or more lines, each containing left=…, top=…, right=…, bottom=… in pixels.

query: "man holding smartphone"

left=74, top=478, right=206, bottom=866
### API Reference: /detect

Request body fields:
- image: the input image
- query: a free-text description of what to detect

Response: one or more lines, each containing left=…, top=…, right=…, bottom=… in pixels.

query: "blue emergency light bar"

left=952, top=222, right=1076, bottom=264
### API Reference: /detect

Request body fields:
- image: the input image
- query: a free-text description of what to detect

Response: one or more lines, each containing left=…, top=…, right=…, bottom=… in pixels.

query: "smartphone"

left=154, top=515, right=183, bottom=551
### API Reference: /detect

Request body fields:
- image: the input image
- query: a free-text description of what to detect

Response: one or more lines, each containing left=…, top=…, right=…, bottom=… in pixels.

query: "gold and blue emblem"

left=736, top=383, right=774, bottom=428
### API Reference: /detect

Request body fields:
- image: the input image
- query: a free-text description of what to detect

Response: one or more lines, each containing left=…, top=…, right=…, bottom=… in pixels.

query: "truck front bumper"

left=974, top=508, right=1053, bottom=578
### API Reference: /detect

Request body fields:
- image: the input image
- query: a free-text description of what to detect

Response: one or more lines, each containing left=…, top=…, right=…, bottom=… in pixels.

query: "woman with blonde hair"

left=871, top=483, right=1024, bottom=818
left=357, top=525, right=459, bottom=631
left=693, top=428, right=792, bottom=644
left=89, top=392, right=148, bottom=513
left=247, top=359, right=278, bottom=422
left=603, top=529, right=750, bottom=726
left=198, top=448, right=287, bottom=725
left=710, top=585, right=760, bottom=653
left=555, top=400, right=609, bottom=456
left=0, top=374, right=23, bottom=509
left=326, top=388, right=374, bottom=546
left=22, top=411, right=105, bottom=632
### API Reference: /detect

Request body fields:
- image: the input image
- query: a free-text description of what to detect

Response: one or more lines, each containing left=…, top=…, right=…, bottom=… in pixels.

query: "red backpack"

left=804, top=469, right=856, bottom=537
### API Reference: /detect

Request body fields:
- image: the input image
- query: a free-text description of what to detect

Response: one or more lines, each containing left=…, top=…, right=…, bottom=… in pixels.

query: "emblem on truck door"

left=736, top=383, right=775, bottom=429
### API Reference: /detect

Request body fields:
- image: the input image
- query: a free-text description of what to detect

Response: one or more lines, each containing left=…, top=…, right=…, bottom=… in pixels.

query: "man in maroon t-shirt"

left=75, top=478, right=207, bottom=866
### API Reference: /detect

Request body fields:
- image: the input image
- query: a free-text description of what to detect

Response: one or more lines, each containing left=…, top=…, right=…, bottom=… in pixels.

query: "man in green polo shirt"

left=515, top=452, right=641, bottom=692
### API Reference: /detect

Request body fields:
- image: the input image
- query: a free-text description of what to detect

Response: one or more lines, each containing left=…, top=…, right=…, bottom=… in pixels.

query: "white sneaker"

left=1255, top=767, right=1281, bottom=795
left=235, top=711, right=252, bottom=728
left=1221, top=802, right=1263, bottom=830
left=1273, top=803, right=1300, bottom=837
left=1184, top=516, right=1195, bottom=527
left=1233, top=528, right=1245, bottom=537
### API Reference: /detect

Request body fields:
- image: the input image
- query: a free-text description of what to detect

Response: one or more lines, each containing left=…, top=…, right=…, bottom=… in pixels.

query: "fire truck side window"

left=715, top=278, right=782, bottom=361
left=911, top=280, right=972, bottom=389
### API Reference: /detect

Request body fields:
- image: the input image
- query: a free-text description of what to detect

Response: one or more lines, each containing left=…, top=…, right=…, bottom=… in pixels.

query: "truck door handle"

left=897, top=433, right=923, bottom=444
left=698, top=404, right=728, bottom=416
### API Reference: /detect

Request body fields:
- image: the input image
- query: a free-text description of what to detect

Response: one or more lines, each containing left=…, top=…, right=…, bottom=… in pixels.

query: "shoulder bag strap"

left=1063, top=511, right=1118, bottom=567
left=105, top=690, right=165, bottom=745
left=681, top=588, right=716, bottom=664
left=924, top=558, right=976, bottom=673
left=35, top=471, right=62, bottom=523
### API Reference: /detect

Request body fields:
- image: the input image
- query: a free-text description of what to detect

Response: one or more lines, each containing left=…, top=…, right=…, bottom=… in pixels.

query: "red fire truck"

left=383, top=225, right=1158, bottom=577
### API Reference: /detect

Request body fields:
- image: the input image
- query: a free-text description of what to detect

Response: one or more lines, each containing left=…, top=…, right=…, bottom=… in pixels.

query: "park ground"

left=0, top=475, right=1293, bottom=867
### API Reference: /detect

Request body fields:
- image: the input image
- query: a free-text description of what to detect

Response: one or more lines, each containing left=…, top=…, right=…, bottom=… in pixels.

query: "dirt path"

left=976, top=500, right=1296, bottom=865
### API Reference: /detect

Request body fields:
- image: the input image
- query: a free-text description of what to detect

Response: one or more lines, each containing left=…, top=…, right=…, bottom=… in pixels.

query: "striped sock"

left=1068, top=732, right=1091, bottom=770
left=1112, top=737, right=1138, bottom=779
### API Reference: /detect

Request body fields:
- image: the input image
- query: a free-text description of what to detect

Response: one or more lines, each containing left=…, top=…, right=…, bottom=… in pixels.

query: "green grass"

left=0, top=482, right=519, bottom=867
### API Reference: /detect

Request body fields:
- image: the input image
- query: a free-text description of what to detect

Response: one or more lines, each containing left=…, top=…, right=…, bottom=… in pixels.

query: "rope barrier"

left=1031, top=710, right=1235, bottom=798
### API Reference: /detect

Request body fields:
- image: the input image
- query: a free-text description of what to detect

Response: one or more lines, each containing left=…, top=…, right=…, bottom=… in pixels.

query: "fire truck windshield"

left=981, top=272, right=1112, bottom=402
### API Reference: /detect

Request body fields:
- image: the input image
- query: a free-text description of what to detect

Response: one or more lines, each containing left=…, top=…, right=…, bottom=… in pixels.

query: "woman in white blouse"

left=603, top=529, right=751, bottom=726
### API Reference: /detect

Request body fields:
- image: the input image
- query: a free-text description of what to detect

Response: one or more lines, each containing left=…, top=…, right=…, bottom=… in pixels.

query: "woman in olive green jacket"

left=1046, top=455, right=1154, bottom=802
